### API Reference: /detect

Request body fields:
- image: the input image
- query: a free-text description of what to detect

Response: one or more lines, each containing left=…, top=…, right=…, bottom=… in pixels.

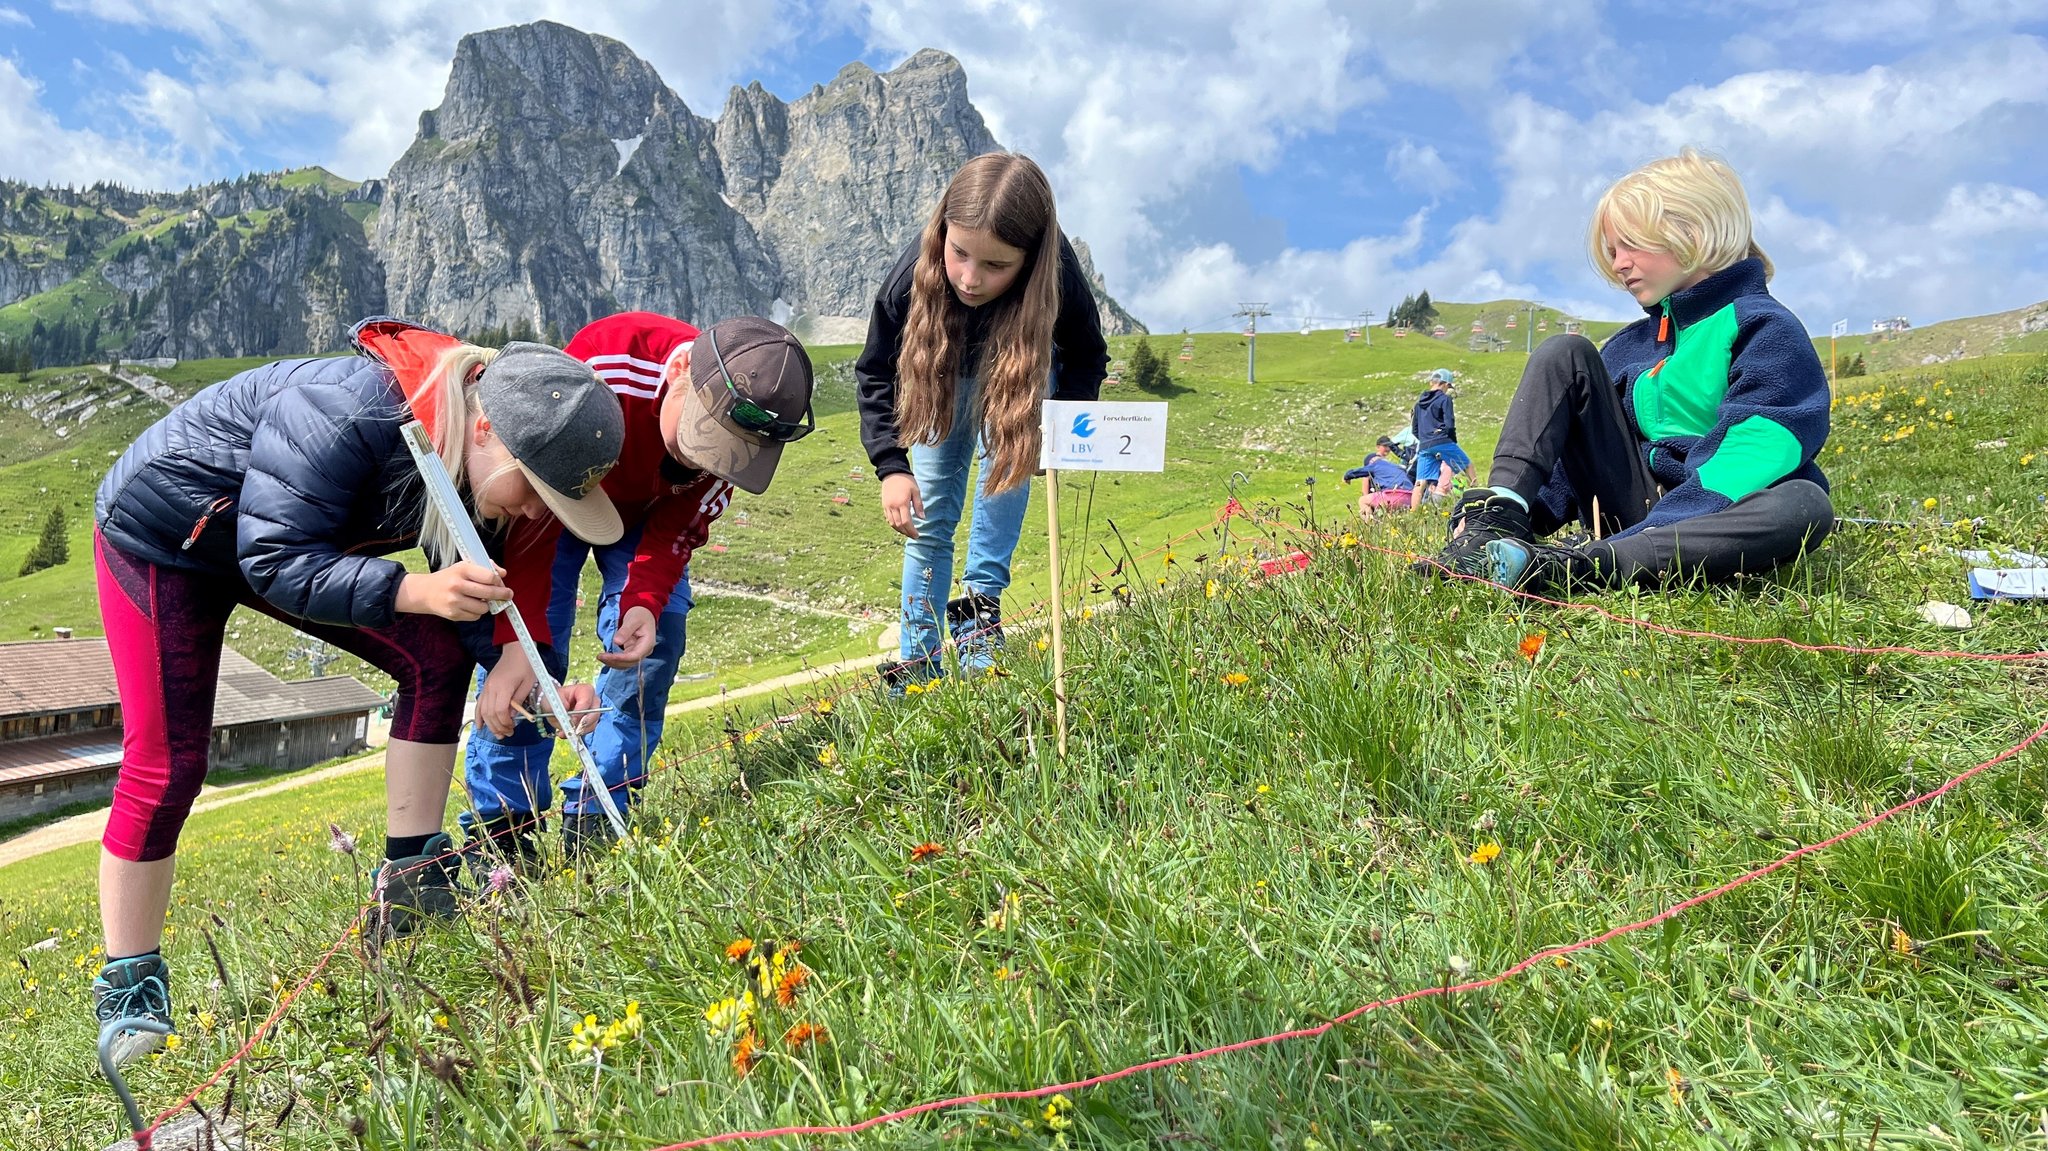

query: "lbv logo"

left=1071, top=413, right=1095, bottom=439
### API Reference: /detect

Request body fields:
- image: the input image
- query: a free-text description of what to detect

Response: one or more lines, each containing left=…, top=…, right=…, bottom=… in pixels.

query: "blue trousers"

left=460, top=523, right=691, bottom=823
left=900, top=377, right=1030, bottom=674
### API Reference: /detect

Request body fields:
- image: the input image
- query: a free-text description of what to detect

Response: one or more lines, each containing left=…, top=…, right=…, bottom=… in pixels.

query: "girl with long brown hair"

left=854, top=153, right=1109, bottom=683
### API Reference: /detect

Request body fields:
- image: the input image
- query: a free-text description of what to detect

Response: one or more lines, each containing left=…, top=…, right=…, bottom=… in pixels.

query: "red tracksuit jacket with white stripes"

left=498, top=312, right=734, bottom=648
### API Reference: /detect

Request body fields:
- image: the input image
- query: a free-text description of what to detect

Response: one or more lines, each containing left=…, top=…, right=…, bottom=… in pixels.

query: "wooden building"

left=0, top=638, right=387, bottom=825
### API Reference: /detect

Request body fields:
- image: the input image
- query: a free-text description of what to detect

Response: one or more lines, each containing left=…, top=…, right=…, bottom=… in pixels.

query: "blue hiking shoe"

left=93, top=953, right=173, bottom=1068
left=1483, top=538, right=1596, bottom=593
left=1415, top=488, right=1534, bottom=578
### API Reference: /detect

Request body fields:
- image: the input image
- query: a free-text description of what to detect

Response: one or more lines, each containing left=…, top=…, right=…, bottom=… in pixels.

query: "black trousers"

left=1489, top=335, right=1834, bottom=586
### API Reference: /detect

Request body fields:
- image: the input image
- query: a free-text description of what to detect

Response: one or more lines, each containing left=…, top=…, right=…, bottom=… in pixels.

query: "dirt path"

left=0, top=651, right=888, bottom=871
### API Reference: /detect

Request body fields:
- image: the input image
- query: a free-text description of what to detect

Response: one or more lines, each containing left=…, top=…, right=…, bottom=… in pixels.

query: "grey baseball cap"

left=478, top=341, right=625, bottom=544
left=660, top=317, right=815, bottom=495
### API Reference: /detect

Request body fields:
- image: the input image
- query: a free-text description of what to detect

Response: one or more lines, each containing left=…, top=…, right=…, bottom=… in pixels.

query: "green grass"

left=4, top=350, right=2048, bottom=1148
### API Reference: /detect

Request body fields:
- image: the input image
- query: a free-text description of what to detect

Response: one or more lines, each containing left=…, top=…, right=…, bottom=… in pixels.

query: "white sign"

left=1040, top=400, right=1168, bottom=472
left=1830, top=319, right=1848, bottom=338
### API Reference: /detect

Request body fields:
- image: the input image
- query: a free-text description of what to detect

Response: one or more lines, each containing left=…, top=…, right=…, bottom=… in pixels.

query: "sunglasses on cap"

left=708, top=325, right=815, bottom=443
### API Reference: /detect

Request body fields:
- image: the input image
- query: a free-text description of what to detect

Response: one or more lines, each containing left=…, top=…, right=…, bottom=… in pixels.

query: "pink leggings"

left=95, top=532, right=471, bottom=862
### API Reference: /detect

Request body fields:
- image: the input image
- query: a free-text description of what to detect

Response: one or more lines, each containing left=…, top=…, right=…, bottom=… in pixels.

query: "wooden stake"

left=1591, top=495, right=1604, bottom=541
left=1045, top=468, right=1069, bottom=757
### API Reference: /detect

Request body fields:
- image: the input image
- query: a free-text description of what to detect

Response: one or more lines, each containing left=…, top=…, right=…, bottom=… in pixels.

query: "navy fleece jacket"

left=1600, top=258, right=1831, bottom=540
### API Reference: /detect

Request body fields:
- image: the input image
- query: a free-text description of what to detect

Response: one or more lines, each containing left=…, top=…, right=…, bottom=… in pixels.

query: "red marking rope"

left=646, top=715, right=2048, bottom=1149
left=144, top=500, right=2046, bottom=1143
left=136, top=513, right=1229, bottom=1140
left=147, top=906, right=368, bottom=1129
left=1234, top=505, right=2048, bottom=664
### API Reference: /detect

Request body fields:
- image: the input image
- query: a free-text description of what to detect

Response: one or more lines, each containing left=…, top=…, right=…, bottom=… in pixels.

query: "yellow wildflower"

left=1467, top=841, right=1502, bottom=865
left=1922, top=497, right=1938, bottom=510
left=1222, top=672, right=1251, bottom=687
left=1205, top=579, right=1218, bottom=599
left=817, top=744, right=839, bottom=767
left=815, top=699, right=834, bottom=716
left=703, top=991, right=756, bottom=1036
left=1043, top=1094, right=1074, bottom=1133
left=984, top=890, right=1023, bottom=931
left=741, top=729, right=761, bottom=745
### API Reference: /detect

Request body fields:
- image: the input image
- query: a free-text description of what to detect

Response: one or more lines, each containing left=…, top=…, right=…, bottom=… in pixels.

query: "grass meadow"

left=1, top=336, right=2046, bottom=1149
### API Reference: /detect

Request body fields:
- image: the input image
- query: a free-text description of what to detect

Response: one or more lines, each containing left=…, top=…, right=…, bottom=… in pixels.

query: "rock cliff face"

left=714, top=51, right=1003, bottom=322
left=379, top=23, right=1142, bottom=338
left=0, top=20, right=1141, bottom=367
left=375, top=21, right=779, bottom=335
left=125, top=196, right=386, bottom=360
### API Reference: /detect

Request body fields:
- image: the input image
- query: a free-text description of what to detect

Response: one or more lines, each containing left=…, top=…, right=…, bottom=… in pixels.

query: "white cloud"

left=1386, top=140, right=1460, bottom=196
left=0, top=56, right=183, bottom=187
left=121, top=69, right=231, bottom=162
left=0, top=6, right=32, bottom=26
left=48, top=0, right=814, bottom=180
left=863, top=0, right=1370, bottom=291
left=1726, top=0, right=2048, bottom=46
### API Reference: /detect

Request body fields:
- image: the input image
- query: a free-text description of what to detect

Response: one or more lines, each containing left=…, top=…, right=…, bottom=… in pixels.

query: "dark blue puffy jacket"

left=94, top=318, right=534, bottom=665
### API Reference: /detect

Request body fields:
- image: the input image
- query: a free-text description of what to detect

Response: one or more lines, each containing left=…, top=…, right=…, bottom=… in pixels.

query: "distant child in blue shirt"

left=1422, top=148, right=1832, bottom=591
left=1344, top=441, right=1416, bottom=517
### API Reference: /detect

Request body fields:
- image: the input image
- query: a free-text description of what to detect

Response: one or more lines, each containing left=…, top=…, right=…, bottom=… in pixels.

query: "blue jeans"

left=900, top=377, right=1030, bottom=674
left=460, top=522, right=692, bottom=823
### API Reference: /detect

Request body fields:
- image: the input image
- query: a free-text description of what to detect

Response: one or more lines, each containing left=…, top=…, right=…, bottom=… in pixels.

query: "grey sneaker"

left=367, top=833, right=462, bottom=939
left=459, top=814, right=545, bottom=881
left=946, top=592, right=1004, bottom=673
left=562, top=811, right=621, bottom=862
left=93, top=953, right=173, bottom=1067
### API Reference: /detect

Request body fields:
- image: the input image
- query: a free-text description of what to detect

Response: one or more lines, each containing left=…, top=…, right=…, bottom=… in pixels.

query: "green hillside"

left=1813, top=300, right=2048, bottom=376
left=2, top=340, right=2046, bottom=1148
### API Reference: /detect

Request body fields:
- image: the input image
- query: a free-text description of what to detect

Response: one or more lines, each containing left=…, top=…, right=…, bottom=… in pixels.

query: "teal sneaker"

left=1414, top=487, right=1534, bottom=578
left=93, top=953, right=173, bottom=1067
left=367, top=833, right=462, bottom=939
left=1483, top=537, right=1597, bottom=593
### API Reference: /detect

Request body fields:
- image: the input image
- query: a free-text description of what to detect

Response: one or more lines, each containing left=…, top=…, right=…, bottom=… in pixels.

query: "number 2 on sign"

left=1118, top=435, right=1132, bottom=455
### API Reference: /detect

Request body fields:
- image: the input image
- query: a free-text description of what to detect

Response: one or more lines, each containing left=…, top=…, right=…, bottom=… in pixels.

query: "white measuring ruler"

left=399, top=420, right=629, bottom=838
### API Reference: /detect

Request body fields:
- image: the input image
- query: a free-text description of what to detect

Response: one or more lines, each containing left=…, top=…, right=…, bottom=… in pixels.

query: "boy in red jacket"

left=462, top=313, right=815, bottom=861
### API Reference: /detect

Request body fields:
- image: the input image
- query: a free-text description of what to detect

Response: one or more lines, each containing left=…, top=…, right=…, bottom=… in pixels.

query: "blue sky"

left=4, top=0, right=2047, bottom=334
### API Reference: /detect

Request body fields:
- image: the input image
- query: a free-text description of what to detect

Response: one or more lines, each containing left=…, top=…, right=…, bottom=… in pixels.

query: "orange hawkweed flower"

left=775, top=963, right=810, bottom=1007
left=1518, top=632, right=1546, bottom=663
left=725, top=938, right=754, bottom=962
left=731, top=1029, right=762, bottom=1076
left=910, top=842, right=945, bottom=862
left=783, top=1021, right=829, bottom=1048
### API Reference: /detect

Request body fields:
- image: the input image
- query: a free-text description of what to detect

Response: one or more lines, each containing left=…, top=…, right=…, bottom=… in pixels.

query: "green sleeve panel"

left=1632, top=303, right=1737, bottom=441
left=1694, top=414, right=1804, bottom=501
